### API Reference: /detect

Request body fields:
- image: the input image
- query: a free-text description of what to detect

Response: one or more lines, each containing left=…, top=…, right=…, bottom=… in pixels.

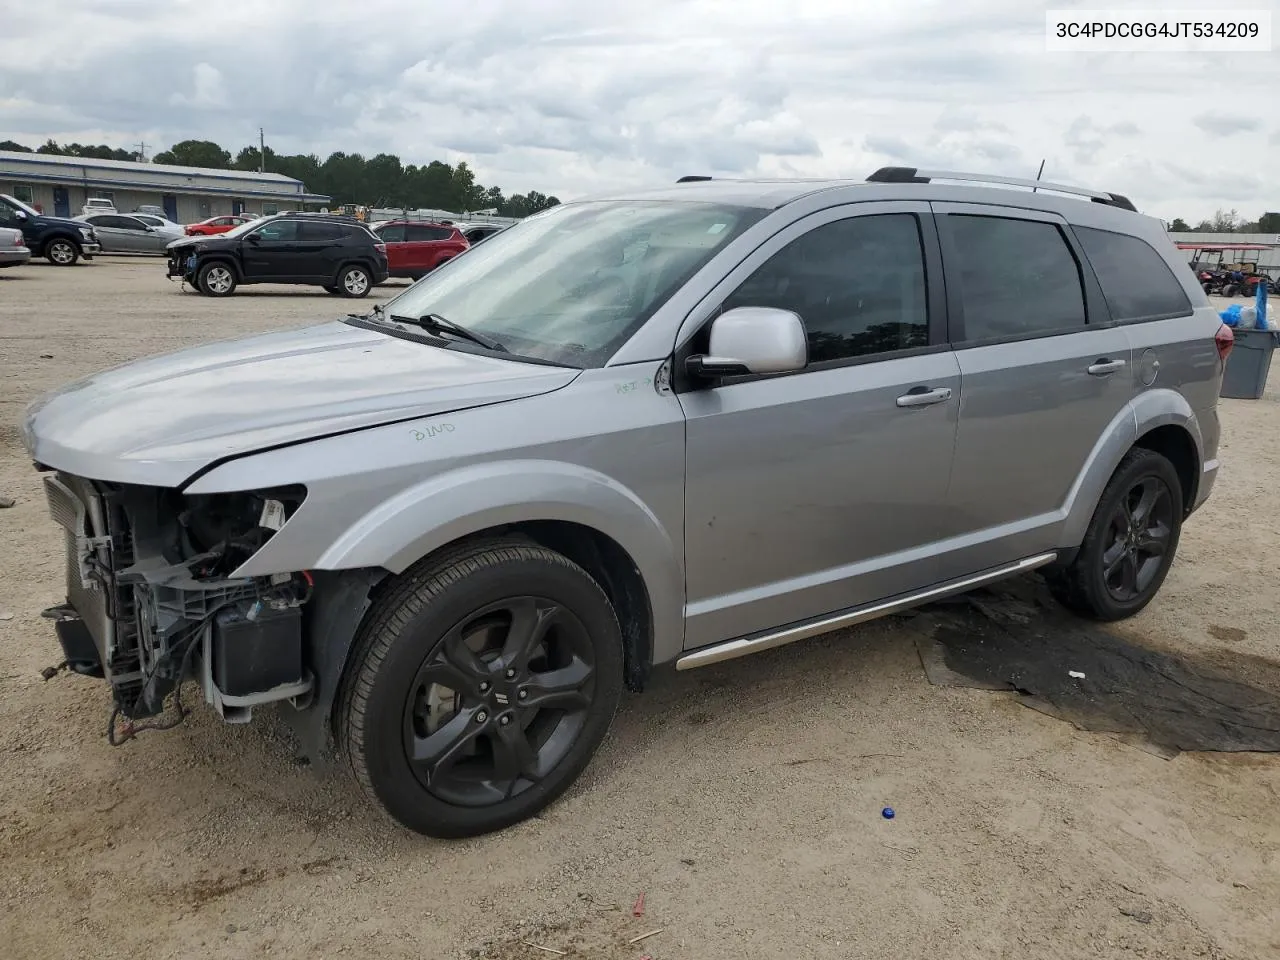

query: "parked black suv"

left=167, top=212, right=389, bottom=297
left=0, top=193, right=101, bottom=265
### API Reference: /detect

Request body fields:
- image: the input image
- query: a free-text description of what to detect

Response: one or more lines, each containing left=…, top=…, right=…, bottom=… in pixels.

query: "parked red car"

left=185, top=215, right=255, bottom=237
left=370, top=220, right=469, bottom=279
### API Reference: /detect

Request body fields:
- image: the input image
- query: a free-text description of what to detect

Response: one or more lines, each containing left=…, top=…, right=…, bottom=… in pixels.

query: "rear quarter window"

left=1076, top=226, right=1192, bottom=321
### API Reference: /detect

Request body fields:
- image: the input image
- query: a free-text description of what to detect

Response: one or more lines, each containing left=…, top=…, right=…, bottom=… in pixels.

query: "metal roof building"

left=0, top=151, right=330, bottom=224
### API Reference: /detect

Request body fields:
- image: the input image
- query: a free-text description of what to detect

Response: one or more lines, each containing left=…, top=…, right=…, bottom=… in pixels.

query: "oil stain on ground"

left=909, top=578, right=1280, bottom=756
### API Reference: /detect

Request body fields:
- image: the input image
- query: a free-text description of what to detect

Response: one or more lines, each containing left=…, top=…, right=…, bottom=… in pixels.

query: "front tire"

left=1047, top=448, right=1183, bottom=621
left=197, top=261, right=237, bottom=296
left=337, top=264, right=372, bottom=298
left=46, top=238, right=80, bottom=266
left=339, top=540, right=624, bottom=838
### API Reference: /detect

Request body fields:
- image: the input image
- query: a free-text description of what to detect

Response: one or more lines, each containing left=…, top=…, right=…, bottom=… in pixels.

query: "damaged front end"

left=41, top=472, right=314, bottom=736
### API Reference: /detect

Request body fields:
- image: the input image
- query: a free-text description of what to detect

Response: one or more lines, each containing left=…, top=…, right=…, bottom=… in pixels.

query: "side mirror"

left=686, top=306, right=807, bottom=379
left=15, top=210, right=28, bottom=221
left=247, top=233, right=261, bottom=243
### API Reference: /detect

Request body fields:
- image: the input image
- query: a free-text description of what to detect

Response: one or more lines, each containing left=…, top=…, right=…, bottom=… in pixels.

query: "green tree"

left=152, top=139, right=232, bottom=168
left=0, top=140, right=32, bottom=152
left=1168, top=218, right=1191, bottom=232
left=1256, top=212, right=1280, bottom=234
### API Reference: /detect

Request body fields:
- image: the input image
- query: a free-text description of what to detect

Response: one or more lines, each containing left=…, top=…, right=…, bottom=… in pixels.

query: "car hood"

left=23, top=320, right=580, bottom=487
left=40, top=214, right=92, bottom=230
left=167, top=235, right=222, bottom=251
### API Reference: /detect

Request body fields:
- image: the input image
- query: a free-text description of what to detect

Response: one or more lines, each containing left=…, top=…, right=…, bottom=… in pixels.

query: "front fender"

left=232, top=459, right=686, bottom=664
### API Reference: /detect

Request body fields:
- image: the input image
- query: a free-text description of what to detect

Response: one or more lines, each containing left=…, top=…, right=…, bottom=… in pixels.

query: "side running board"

left=675, top=552, right=1058, bottom=671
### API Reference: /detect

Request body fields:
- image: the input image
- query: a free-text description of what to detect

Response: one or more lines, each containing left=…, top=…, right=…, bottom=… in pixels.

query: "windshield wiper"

left=390, top=311, right=507, bottom=353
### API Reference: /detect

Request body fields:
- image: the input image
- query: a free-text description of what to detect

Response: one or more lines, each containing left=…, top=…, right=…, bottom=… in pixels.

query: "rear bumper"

left=1192, top=458, right=1218, bottom=513
left=0, top=249, right=31, bottom=267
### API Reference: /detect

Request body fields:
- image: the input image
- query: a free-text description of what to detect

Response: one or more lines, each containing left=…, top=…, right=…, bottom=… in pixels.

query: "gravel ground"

left=1, top=258, right=1278, bottom=960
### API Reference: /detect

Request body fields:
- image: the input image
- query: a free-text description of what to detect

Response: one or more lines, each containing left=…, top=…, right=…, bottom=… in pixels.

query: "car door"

left=115, top=215, right=162, bottom=252
left=241, top=219, right=303, bottom=279
left=86, top=215, right=131, bottom=252
left=294, top=221, right=350, bottom=280
left=376, top=223, right=408, bottom=273
left=678, top=202, right=961, bottom=649
left=407, top=224, right=454, bottom=271
left=931, top=203, right=1134, bottom=580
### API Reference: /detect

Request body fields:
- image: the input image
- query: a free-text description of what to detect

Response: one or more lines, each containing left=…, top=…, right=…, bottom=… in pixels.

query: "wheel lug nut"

left=518, top=690, right=528, bottom=701
left=474, top=710, right=488, bottom=724
left=479, top=681, right=490, bottom=693
left=499, top=715, right=511, bottom=726
left=505, top=668, right=516, bottom=679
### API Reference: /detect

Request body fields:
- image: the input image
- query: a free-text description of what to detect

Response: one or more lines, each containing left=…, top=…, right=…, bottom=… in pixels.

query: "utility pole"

left=259, top=128, right=265, bottom=173
left=135, top=141, right=147, bottom=162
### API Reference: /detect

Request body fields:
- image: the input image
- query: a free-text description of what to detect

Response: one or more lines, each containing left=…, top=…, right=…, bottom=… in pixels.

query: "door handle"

left=1087, top=358, right=1127, bottom=376
left=896, top=386, right=952, bottom=408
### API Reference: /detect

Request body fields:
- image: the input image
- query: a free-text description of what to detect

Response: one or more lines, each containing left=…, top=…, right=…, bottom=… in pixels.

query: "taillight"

left=1215, top=323, right=1235, bottom=364
left=374, top=243, right=387, bottom=255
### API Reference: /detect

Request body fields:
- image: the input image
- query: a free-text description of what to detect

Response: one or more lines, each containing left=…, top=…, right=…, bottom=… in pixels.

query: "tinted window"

left=721, top=214, right=930, bottom=363
left=945, top=215, right=1086, bottom=340
left=1076, top=226, right=1192, bottom=321
left=378, top=224, right=406, bottom=242
left=94, top=215, right=133, bottom=229
left=135, top=215, right=163, bottom=226
left=407, top=225, right=454, bottom=242
left=252, top=220, right=300, bottom=242
left=118, top=217, right=148, bottom=231
left=300, top=221, right=344, bottom=241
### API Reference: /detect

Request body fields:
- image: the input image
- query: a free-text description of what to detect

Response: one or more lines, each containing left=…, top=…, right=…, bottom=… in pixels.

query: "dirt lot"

left=2, top=257, right=1278, bottom=960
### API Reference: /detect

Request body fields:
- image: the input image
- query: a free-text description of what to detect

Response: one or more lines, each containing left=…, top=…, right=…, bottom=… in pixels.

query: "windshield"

left=379, top=200, right=764, bottom=366
left=2, top=193, right=40, bottom=217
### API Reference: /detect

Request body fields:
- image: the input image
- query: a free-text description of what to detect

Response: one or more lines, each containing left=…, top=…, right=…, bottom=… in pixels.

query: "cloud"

left=1192, top=113, right=1261, bottom=137
left=1063, top=115, right=1142, bottom=164
left=167, top=63, right=227, bottom=109
left=0, top=0, right=1276, bottom=222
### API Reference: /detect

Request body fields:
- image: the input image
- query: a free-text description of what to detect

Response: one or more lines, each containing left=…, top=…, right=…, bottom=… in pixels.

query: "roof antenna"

left=1032, top=159, right=1045, bottom=193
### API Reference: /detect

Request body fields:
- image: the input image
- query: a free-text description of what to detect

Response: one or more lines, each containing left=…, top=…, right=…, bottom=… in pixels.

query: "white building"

left=0, top=151, right=330, bottom=224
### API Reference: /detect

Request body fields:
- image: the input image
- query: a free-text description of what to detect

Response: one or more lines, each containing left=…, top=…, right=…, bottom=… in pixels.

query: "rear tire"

left=46, top=238, right=80, bottom=266
left=197, top=261, right=237, bottom=296
left=337, top=264, right=372, bottom=298
left=1046, top=448, right=1183, bottom=621
left=1223, top=283, right=1239, bottom=297
left=338, top=539, right=624, bottom=838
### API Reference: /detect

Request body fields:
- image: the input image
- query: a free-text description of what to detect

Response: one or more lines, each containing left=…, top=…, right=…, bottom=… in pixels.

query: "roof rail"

left=865, top=166, right=1137, bottom=212
left=676, top=175, right=713, bottom=183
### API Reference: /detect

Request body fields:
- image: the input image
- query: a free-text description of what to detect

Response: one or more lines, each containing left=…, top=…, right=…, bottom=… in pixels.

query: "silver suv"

left=25, top=168, right=1229, bottom=837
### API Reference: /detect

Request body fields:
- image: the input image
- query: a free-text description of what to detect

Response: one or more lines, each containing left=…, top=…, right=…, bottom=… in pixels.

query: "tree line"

left=0, top=137, right=560, bottom=219
left=1167, top=210, right=1280, bottom=234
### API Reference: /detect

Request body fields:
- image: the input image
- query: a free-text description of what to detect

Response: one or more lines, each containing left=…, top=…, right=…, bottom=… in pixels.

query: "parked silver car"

left=25, top=168, right=1228, bottom=837
left=76, top=213, right=183, bottom=254
left=0, top=226, right=31, bottom=267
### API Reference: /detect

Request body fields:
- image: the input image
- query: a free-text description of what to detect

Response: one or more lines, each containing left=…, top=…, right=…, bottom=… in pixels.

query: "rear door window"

left=942, top=215, right=1086, bottom=341
left=1075, top=226, right=1193, bottom=321
left=407, top=225, right=454, bottom=242
left=300, top=222, right=344, bottom=242
left=378, top=224, right=406, bottom=242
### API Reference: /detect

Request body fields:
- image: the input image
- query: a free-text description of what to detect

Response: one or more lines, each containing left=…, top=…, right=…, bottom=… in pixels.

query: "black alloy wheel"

left=1046, top=448, right=1183, bottom=621
left=403, top=596, right=596, bottom=807
left=340, top=539, right=623, bottom=837
left=1099, top=475, right=1175, bottom=603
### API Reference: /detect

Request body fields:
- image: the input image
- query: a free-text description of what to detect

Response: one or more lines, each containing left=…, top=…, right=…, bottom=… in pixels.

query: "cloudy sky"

left=2, top=0, right=1277, bottom=221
